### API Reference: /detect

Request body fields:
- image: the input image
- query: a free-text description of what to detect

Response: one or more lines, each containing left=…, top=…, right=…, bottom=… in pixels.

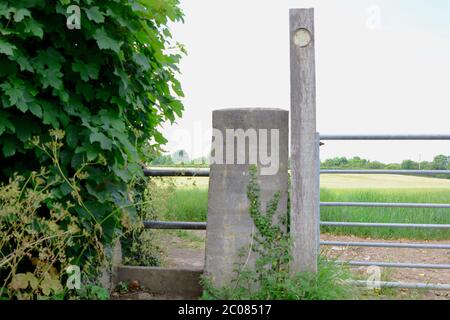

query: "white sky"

left=162, top=0, right=450, bottom=163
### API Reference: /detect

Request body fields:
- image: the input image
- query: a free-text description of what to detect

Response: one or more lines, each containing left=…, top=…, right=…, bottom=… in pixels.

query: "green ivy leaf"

left=13, top=8, right=31, bottom=22
left=90, top=131, right=112, bottom=150
left=0, top=80, right=33, bottom=112
left=132, top=53, right=151, bottom=71
left=10, top=49, right=34, bottom=72
left=0, top=111, right=15, bottom=135
left=0, top=4, right=14, bottom=19
left=93, top=28, right=123, bottom=53
left=34, top=48, right=65, bottom=89
left=41, top=102, right=60, bottom=128
left=66, top=125, right=80, bottom=148
left=0, top=39, right=16, bottom=56
left=40, top=68, right=63, bottom=90
left=23, top=18, right=44, bottom=39
left=2, top=138, right=16, bottom=157
left=78, top=144, right=100, bottom=161
left=72, top=59, right=99, bottom=81
left=85, top=6, right=105, bottom=23
left=169, top=100, right=184, bottom=117
left=0, top=82, right=21, bottom=106
left=29, top=102, right=42, bottom=118
left=153, top=131, right=168, bottom=145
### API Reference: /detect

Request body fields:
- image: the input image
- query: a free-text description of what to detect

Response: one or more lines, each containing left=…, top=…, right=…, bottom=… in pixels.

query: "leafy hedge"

left=0, top=0, right=184, bottom=291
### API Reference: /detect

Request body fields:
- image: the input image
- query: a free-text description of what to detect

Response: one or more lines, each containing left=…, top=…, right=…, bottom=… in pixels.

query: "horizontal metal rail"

left=321, top=202, right=450, bottom=209
left=320, top=134, right=450, bottom=140
left=144, top=168, right=210, bottom=177
left=143, top=221, right=207, bottom=230
left=336, top=260, right=450, bottom=269
left=145, top=168, right=450, bottom=177
left=348, top=280, right=450, bottom=291
left=321, top=169, right=450, bottom=175
left=145, top=220, right=450, bottom=230
left=321, top=241, right=450, bottom=250
left=321, top=221, right=450, bottom=229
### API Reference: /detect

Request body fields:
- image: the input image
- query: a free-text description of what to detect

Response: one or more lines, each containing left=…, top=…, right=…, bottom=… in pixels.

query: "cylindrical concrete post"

left=205, top=108, right=289, bottom=287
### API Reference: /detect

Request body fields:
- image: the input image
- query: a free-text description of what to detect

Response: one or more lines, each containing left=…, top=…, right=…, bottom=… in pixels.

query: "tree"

left=401, top=160, right=419, bottom=170
left=432, top=155, right=449, bottom=170
left=0, top=0, right=185, bottom=294
left=151, top=154, right=174, bottom=165
left=322, top=157, right=348, bottom=168
left=367, top=161, right=384, bottom=169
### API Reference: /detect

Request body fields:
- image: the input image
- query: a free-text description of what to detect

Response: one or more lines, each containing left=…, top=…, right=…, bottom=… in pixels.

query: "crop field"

left=156, top=174, right=450, bottom=240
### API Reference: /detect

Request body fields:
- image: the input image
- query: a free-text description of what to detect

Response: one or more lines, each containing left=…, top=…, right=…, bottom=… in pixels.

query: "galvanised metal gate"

left=318, top=133, right=450, bottom=291
left=143, top=133, right=450, bottom=291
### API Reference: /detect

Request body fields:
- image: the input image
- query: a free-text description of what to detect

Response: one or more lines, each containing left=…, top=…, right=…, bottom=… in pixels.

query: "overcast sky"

left=162, top=0, right=450, bottom=163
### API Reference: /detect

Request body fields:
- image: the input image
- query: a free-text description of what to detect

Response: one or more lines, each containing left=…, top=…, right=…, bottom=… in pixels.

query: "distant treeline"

left=321, top=155, right=450, bottom=179
left=321, top=155, right=449, bottom=170
left=151, top=150, right=208, bottom=166
left=151, top=150, right=450, bottom=176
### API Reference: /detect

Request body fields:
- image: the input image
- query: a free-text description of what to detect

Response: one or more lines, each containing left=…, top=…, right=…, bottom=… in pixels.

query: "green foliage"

left=165, top=187, right=208, bottom=222
left=75, top=284, right=109, bottom=300
left=150, top=154, right=174, bottom=166
left=120, top=177, right=175, bottom=266
left=322, top=155, right=450, bottom=178
left=0, top=131, right=107, bottom=299
left=202, top=258, right=355, bottom=300
left=201, top=165, right=354, bottom=300
left=431, top=155, right=449, bottom=170
left=150, top=151, right=209, bottom=166
left=401, top=159, right=418, bottom=170
left=0, top=0, right=184, bottom=294
left=0, top=174, right=70, bottom=300
left=114, top=281, right=129, bottom=294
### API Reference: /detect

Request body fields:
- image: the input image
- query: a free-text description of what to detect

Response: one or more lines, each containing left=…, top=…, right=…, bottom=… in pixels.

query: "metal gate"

left=143, top=133, right=450, bottom=291
left=318, top=134, right=450, bottom=291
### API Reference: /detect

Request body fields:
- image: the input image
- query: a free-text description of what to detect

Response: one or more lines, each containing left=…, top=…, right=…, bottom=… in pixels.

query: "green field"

left=158, top=174, right=450, bottom=240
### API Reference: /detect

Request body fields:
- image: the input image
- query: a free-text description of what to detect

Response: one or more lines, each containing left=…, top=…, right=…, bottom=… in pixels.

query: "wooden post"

left=289, top=8, right=319, bottom=273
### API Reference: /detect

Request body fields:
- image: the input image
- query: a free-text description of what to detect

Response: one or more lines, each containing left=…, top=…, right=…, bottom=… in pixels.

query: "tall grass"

left=202, top=257, right=357, bottom=300
left=165, top=188, right=208, bottom=222
left=164, top=186, right=450, bottom=240
left=320, top=188, right=450, bottom=240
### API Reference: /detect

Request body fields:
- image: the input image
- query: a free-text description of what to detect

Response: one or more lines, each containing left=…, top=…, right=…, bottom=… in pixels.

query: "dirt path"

left=322, top=234, right=450, bottom=285
left=159, top=231, right=450, bottom=299
left=159, top=231, right=205, bottom=270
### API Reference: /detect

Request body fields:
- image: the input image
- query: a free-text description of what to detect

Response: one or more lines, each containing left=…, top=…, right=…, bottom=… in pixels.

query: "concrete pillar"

left=205, top=108, right=289, bottom=287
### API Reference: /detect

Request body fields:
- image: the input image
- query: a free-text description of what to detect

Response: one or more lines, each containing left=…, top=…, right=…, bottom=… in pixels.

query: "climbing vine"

left=202, top=166, right=354, bottom=300
left=0, top=0, right=185, bottom=296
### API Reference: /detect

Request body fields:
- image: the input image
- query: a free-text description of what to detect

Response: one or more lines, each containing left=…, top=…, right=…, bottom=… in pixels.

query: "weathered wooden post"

left=289, top=8, right=320, bottom=273
left=205, top=108, right=289, bottom=287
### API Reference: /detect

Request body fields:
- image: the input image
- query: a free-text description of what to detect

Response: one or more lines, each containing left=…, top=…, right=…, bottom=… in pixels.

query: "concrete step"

left=113, top=266, right=203, bottom=300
